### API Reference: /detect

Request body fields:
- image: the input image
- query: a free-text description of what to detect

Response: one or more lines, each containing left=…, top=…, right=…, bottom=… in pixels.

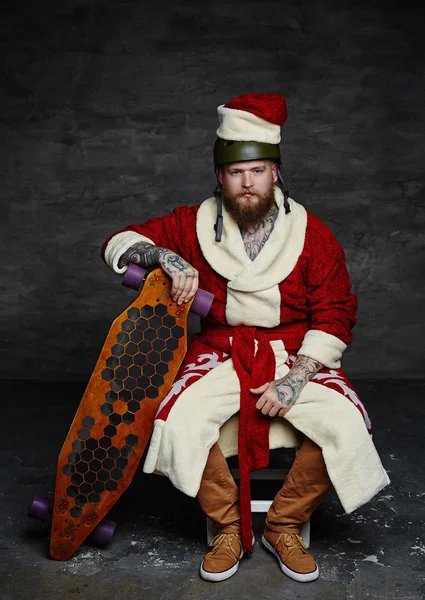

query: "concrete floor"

left=1, top=379, right=424, bottom=600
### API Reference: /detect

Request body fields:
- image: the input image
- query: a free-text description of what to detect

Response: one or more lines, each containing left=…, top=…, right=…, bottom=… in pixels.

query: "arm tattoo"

left=291, top=355, right=323, bottom=380
left=275, top=355, right=323, bottom=408
left=118, top=242, right=166, bottom=268
left=118, top=242, right=198, bottom=279
left=240, top=205, right=278, bottom=261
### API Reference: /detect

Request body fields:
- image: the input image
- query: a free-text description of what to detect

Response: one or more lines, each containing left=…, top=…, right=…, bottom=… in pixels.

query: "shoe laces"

left=274, top=533, right=309, bottom=555
left=209, top=533, right=244, bottom=560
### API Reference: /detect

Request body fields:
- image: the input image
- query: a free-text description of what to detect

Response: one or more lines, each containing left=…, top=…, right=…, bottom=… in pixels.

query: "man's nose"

left=241, top=171, right=252, bottom=187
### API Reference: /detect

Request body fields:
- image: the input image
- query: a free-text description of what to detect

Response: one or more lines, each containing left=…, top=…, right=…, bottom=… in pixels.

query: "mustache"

left=234, top=189, right=261, bottom=197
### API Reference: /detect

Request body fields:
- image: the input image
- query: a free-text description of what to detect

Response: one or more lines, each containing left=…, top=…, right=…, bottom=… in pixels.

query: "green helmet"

left=213, top=137, right=281, bottom=167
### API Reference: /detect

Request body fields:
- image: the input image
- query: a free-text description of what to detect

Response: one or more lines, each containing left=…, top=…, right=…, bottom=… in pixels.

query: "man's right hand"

left=118, top=242, right=199, bottom=305
left=159, top=250, right=199, bottom=305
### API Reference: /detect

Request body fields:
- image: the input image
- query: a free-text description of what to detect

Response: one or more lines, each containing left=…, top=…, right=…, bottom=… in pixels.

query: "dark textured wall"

left=1, top=0, right=424, bottom=380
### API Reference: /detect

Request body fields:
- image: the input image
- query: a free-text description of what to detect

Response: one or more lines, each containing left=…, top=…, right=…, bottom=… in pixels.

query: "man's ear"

left=218, top=168, right=224, bottom=185
left=272, top=162, right=278, bottom=183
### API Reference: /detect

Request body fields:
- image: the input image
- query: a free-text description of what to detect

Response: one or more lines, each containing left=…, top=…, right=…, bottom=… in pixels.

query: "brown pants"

left=197, top=437, right=331, bottom=534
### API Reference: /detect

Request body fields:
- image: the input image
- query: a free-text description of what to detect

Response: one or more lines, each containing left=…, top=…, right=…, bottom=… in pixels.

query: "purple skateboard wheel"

left=28, top=494, right=51, bottom=521
left=191, top=288, right=214, bottom=317
left=91, top=518, right=116, bottom=546
left=121, top=263, right=147, bottom=290
left=121, top=264, right=214, bottom=316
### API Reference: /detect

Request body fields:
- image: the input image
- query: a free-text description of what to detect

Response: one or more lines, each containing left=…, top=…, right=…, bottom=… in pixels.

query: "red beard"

left=221, top=182, right=276, bottom=227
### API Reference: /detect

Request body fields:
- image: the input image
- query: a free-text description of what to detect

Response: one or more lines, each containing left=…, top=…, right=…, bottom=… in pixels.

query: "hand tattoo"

left=240, top=204, right=278, bottom=261
left=275, top=355, right=323, bottom=408
left=160, top=251, right=197, bottom=277
left=275, top=375, right=306, bottom=407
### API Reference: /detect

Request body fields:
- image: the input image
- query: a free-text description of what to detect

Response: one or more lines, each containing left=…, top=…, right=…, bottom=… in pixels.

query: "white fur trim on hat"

left=216, top=105, right=281, bottom=144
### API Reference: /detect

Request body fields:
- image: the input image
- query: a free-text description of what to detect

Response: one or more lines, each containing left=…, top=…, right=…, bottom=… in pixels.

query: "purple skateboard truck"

left=122, top=263, right=214, bottom=317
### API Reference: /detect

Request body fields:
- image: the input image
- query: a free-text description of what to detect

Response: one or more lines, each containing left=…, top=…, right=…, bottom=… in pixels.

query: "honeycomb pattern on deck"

left=61, top=303, right=184, bottom=518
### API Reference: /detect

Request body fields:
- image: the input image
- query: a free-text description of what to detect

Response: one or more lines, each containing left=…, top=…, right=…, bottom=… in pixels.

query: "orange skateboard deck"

left=50, top=267, right=212, bottom=560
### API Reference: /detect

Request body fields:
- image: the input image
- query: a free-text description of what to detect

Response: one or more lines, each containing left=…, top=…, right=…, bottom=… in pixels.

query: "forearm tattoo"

left=240, top=205, right=279, bottom=261
left=118, top=242, right=165, bottom=268
left=118, top=242, right=198, bottom=279
left=275, top=355, right=323, bottom=408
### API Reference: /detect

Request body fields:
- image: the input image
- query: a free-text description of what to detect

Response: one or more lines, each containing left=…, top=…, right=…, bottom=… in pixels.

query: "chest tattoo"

left=240, top=205, right=279, bottom=261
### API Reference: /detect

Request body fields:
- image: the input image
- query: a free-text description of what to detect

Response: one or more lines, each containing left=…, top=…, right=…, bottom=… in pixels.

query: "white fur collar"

left=196, top=187, right=307, bottom=290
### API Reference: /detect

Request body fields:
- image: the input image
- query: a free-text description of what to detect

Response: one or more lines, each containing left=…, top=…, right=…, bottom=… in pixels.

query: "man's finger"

left=268, top=403, right=282, bottom=418
left=186, top=274, right=199, bottom=302
left=173, top=274, right=185, bottom=301
left=178, top=275, right=193, bottom=304
left=171, top=273, right=182, bottom=297
left=260, top=399, right=275, bottom=415
left=255, top=395, right=268, bottom=410
left=250, top=382, right=270, bottom=394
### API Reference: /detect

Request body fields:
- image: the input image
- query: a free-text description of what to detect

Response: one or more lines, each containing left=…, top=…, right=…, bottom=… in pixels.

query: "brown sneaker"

left=200, top=532, right=245, bottom=582
left=262, top=529, right=319, bottom=582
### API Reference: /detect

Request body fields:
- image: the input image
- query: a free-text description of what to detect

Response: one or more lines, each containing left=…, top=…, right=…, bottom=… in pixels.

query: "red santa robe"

left=102, top=188, right=390, bottom=552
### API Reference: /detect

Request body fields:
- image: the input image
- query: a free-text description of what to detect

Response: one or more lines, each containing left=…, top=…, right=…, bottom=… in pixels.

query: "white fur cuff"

left=297, top=329, right=347, bottom=369
left=103, top=231, right=155, bottom=274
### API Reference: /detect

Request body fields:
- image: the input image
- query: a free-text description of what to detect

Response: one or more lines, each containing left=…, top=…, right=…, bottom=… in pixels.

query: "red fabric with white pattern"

left=155, top=341, right=371, bottom=434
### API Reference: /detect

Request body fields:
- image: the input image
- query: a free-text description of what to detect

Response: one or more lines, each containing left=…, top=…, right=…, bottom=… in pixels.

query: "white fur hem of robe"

left=143, top=340, right=390, bottom=514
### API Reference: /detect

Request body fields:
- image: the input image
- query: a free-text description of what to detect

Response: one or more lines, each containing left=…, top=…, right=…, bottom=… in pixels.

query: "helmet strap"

left=213, top=175, right=224, bottom=242
left=277, top=165, right=291, bottom=214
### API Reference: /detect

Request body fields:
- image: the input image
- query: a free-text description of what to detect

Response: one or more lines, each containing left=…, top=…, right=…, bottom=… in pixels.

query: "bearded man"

left=101, top=93, right=389, bottom=583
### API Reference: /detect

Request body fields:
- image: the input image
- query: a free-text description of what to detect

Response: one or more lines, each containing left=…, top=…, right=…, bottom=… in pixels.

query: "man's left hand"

left=250, top=354, right=324, bottom=418
left=250, top=376, right=304, bottom=418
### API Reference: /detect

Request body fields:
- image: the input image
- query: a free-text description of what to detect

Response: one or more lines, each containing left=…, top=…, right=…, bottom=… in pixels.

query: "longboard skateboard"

left=29, top=265, right=213, bottom=560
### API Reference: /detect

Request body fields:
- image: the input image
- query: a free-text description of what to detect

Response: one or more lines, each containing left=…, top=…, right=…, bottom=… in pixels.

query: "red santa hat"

left=216, top=93, right=288, bottom=145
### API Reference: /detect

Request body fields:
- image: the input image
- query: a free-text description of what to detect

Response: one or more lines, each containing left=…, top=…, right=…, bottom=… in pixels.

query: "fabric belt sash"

left=196, top=322, right=306, bottom=553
